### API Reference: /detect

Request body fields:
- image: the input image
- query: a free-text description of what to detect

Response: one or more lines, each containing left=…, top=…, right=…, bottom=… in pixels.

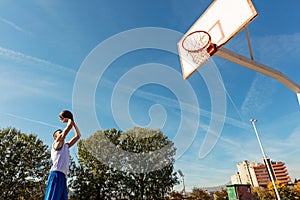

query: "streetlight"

left=250, top=119, right=281, bottom=200
left=178, top=169, right=185, bottom=196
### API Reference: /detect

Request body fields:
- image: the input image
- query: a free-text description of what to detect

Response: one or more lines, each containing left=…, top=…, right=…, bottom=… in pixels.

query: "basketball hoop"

left=182, top=31, right=217, bottom=66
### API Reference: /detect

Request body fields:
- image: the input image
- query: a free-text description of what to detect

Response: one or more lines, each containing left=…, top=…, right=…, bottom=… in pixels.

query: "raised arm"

left=61, top=118, right=73, bottom=139
left=53, top=119, right=73, bottom=150
left=66, top=122, right=81, bottom=148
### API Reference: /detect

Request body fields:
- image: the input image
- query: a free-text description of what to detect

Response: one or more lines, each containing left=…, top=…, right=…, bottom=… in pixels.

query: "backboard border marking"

left=208, top=20, right=225, bottom=45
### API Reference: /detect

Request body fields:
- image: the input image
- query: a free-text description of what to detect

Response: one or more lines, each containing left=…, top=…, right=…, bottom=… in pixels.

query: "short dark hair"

left=53, top=129, right=62, bottom=137
left=59, top=110, right=73, bottom=120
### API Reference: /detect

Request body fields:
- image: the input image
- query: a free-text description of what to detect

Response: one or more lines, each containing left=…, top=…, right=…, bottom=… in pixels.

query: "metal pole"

left=178, top=170, right=185, bottom=196
left=245, top=26, right=254, bottom=60
left=215, top=48, right=300, bottom=94
left=250, top=119, right=281, bottom=200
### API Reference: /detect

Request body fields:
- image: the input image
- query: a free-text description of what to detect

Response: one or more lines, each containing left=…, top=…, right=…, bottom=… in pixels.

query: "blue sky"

left=0, top=0, right=300, bottom=191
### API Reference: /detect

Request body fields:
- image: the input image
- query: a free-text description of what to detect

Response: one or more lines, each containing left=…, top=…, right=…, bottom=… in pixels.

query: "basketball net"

left=182, top=31, right=216, bottom=67
left=187, top=49, right=211, bottom=66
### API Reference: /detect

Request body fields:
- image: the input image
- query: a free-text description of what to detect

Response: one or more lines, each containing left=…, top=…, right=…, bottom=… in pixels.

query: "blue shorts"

left=44, top=171, right=68, bottom=200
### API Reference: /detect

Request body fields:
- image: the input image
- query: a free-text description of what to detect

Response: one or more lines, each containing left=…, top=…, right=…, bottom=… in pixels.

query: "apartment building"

left=231, top=159, right=291, bottom=187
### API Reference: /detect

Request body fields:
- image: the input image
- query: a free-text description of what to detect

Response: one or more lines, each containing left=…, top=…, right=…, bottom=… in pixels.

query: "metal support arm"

left=215, top=47, right=300, bottom=104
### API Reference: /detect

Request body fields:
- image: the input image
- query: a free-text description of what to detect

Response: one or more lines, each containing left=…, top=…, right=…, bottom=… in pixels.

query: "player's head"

left=59, top=110, right=73, bottom=122
left=53, top=129, right=62, bottom=139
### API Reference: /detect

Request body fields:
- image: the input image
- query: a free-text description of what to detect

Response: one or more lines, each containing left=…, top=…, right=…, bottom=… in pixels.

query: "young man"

left=44, top=110, right=81, bottom=200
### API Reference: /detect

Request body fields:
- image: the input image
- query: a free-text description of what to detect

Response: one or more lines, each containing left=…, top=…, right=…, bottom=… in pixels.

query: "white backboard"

left=178, top=0, right=258, bottom=79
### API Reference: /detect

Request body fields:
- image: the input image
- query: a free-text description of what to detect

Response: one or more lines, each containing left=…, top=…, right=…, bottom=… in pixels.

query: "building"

left=254, top=159, right=291, bottom=186
left=231, top=159, right=292, bottom=187
left=231, top=160, right=259, bottom=187
left=226, top=184, right=254, bottom=200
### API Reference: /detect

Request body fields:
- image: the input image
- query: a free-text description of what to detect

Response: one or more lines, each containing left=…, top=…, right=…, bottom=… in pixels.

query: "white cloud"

left=241, top=74, right=276, bottom=117
left=0, top=111, right=59, bottom=129
left=254, top=33, right=300, bottom=63
left=0, top=46, right=77, bottom=102
left=0, top=17, right=29, bottom=34
left=98, top=65, right=252, bottom=131
left=0, top=46, right=76, bottom=74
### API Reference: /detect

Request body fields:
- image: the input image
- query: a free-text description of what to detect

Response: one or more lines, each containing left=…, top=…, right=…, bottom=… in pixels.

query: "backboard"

left=178, top=0, right=258, bottom=79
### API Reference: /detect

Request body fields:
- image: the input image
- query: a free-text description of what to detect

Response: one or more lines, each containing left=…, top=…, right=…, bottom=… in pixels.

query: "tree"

left=119, top=127, right=178, bottom=199
left=214, top=189, right=228, bottom=200
left=0, top=128, right=51, bottom=200
left=189, top=187, right=212, bottom=200
left=267, top=181, right=300, bottom=200
left=252, top=182, right=300, bottom=200
left=252, top=186, right=273, bottom=200
left=69, top=127, right=178, bottom=199
left=168, top=191, right=184, bottom=200
left=294, top=181, right=300, bottom=197
left=69, top=128, right=128, bottom=199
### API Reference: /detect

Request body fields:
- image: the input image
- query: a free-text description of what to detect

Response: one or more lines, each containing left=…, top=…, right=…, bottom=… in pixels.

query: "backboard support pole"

left=245, top=26, right=254, bottom=60
left=215, top=47, right=300, bottom=105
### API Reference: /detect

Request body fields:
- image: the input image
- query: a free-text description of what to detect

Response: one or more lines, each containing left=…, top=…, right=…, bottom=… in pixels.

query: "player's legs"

left=44, top=171, right=68, bottom=200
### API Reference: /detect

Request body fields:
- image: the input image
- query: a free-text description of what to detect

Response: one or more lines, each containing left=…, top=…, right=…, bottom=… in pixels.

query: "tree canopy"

left=69, top=127, right=178, bottom=199
left=267, top=181, right=299, bottom=200
left=214, top=189, right=228, bottom=200
left=252, top=181, right=300, bottom=200
left=189, top=187, right=212, bottom=200
left=0, top=128, right=51, bottom=200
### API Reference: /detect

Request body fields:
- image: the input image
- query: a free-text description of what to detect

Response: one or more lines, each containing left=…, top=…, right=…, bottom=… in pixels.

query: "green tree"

left=119, top=127, right=178, bottom=199
left=189, top=187, right=212, bottom=200
left=0, top=128, right=51, bottom=200
left=214, top=189, right=228, bottom=200
left=69, top=127, right=178, bottom=199
left=69, top=128, right=125, bottom=199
